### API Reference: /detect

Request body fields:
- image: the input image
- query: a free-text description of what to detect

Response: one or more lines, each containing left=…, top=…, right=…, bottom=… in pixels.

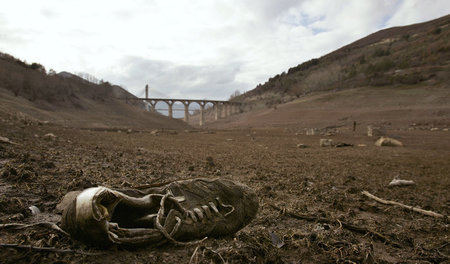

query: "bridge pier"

left=221, top=103, right=226, bottom=118
left=147, top=100, right=157, bottom=112
left=182, top=101, right=190, bottom=122
left=214, top=103, right=219, bottom=120
left=199, top=102, right=206, bottom=126
left=165, top=100, right=174, bottom=118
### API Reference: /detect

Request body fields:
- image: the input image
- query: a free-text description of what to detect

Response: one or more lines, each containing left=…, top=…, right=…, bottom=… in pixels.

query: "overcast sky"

left=1, top=0, right=449, bottom=100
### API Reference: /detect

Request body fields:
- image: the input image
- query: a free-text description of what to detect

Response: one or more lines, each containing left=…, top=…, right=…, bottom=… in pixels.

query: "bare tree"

left=229, top=90, right=241, bottom=100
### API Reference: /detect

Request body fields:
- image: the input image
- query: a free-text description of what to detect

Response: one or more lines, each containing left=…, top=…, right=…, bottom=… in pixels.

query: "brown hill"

left=194, top=15, right=449, bottom=130
left=235, top=14, right=450, bottom=109
left=0, top=52, right=189, bottom=130
left=206, top=85, right=450, bottom=131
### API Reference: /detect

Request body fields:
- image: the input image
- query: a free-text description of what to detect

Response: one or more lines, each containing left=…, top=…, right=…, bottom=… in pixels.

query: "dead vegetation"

left=0, top=108, right=449, bottom=263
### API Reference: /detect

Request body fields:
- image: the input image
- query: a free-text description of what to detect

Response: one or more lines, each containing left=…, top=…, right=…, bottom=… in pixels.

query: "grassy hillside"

left=0, top=53, right=135, bottom=109
left=207, top=85, right=450, bottom=130
left=0, top=52, right=190, bottom=130
left=236, top=14, right=450, bottom=110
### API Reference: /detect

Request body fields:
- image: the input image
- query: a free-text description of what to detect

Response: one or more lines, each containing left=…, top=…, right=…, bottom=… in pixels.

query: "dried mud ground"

left=0, top=114, right=449, bottom=263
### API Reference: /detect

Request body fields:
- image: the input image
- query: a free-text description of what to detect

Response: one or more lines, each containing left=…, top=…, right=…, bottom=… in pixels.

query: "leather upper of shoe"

left=144, top=178, right=258, bottom=240
left=61, top=178, right=258, bottom=246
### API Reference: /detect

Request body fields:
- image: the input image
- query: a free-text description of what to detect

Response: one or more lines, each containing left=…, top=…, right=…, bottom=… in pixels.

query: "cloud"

left=0, top=14, right=33, bottom=51
left=0, top=0, right=449, bottom=100
left=102, top=56, right=247, bottom=100
left=40, top=8, right=58, bottom=19
left=386, top=0, right=450, bottom=27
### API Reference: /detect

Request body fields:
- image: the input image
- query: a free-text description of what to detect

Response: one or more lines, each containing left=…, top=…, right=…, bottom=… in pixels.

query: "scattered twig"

left=436, top=242, right=449, bottom=250
left=213, top=250, right=226, bottom=264
left=437, top=249, right=449, bottom=259
left=268, top=203, right=400, bottom=247
left=362, top=191, right=447, bottom=219
left=0, top=222, right=70, bottom=236
left=205, top=247, right=226, bottom=264
left=0, top=136, right=19, bottom=145
left=189, top=246, right=200, bottom=264
left=135, top=177, right=199, bottom=189
left=0, top=243, right=103, bottom=255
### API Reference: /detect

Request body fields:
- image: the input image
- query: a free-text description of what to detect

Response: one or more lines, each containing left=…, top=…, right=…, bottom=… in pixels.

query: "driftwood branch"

left=362, top=191, right=447, bottom=219
left=0, top=244, right=103, bottom=255
left=268, top=203, right=400, bottom=247
left=0, top=222, right=70, bottom=236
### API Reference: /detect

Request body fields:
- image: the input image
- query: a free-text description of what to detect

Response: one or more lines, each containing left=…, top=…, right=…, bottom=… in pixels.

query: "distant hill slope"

left=0, top=52, right=189, bottom=130
left=236, top=14, right=450, bottom=109
left=201, top=15, right=450, bottom=130
left=207, top=85, right=450, bottom=130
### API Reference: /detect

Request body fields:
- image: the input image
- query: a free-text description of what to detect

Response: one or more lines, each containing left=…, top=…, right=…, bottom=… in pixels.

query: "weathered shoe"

left=61, top=178, right=258, bottom=247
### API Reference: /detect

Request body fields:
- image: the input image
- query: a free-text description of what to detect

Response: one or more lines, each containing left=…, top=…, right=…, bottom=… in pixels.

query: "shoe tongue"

left=163, top=209, right=182, bottom=235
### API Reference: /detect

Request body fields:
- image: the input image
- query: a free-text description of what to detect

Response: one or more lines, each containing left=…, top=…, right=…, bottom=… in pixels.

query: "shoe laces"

left=154, top=190, right=235, bottom=246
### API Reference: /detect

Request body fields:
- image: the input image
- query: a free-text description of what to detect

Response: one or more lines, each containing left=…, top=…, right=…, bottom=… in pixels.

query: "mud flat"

left=0, top=115, right=449, bottom=263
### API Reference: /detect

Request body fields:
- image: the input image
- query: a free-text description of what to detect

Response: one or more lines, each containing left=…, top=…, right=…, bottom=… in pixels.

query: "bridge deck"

left=122, top=97, right=242, bottom=126
left=126, top=97, right=241, bottom=104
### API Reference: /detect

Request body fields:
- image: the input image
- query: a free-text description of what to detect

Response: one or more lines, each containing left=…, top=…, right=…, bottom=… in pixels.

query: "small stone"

left=9, top=213, right=24, bottom=221
left=320, top=139, right=333, bottom=147
left=297, top=144, right=308, bottom=148
left=357, top=144, right=367, bottom=147
left=0, top=136, right=18, bottom=145
left=334, top=142, right=353, bottom=147
left=206, top=156, right=214, bottom=166
left=388, top=178, right=415, bottom=187
left=374, top=137, right=403, bottom=147
left=367, top=126, right=385, bottom=137
left=44, top=133, right=57, bottom=138
left=269, top=231, right=285, bottom=248
left=28, top=205, right=41, bottom=215
left=430, top=127, right=439, bottom=131
left=306, top=128, right=317, bottom=136
left=38, top=121, right=50, bottom=125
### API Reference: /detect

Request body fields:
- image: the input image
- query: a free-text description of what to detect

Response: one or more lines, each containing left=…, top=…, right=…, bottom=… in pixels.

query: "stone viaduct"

left=141, top=98, right=241, bottom=126
left=127, top=86, right=242, bottom=126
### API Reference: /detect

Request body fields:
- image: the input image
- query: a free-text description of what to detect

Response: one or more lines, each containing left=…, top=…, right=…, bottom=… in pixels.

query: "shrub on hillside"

left=392, top=72, right=424, bottom=85
left=366, top=58, right=395, bottom=74
left=432, top=27, right=442, bottom=35
left=373, top=48, right=391, bottom=57
left=30, top=63, right=46, bottom=73
left=287, top=58, right=319, bottom=74
left=359, top=55, right=366, bottom=64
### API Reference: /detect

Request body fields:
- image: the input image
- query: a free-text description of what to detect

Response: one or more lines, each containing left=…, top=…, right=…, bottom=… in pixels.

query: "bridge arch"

left=135, top=97, right=242, bottom=126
